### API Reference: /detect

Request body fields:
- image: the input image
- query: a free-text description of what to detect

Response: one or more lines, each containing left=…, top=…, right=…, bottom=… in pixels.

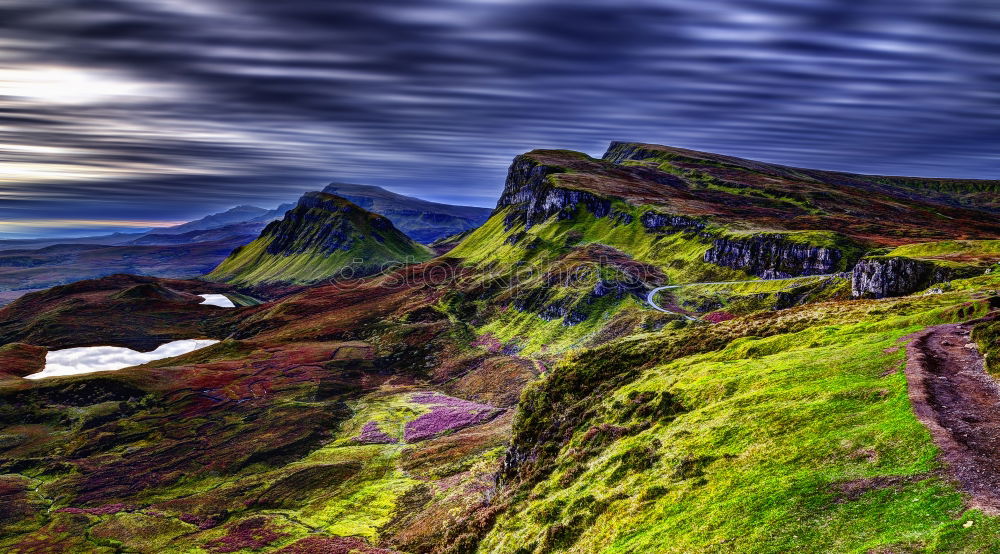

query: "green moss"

left=482, top=289, right=999, bottom=552
left=972, top=318, right=1000, bottom=377
left=208, top=233, right=431, bottom=286
left=888, top=240, right=1000, bottom=262
left=448, top=204, right=756, bottom=354
left=664, top=276, right=852, bottom=315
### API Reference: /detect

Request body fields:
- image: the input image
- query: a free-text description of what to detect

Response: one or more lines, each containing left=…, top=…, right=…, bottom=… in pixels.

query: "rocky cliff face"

left=850, top=256, right=979, bottom=298
left=639, top=211, right=707, bottom=233
left=497, top=155, right=612, bottom=229
left=704, top=234, right=851, bottom=279
left=495, top=154, right=862, bottom=281
left=497, top=155, right=710, bottom=236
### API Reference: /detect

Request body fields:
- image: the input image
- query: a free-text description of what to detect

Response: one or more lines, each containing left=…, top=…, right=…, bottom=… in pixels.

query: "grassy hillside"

left=480, top=274, right=1000, bottom=553
left=207, top=192, right=431, bottom=287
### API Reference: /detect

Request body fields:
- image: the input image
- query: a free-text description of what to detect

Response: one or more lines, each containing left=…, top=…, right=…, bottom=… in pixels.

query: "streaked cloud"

left=1, top=0, right=999, bottom=237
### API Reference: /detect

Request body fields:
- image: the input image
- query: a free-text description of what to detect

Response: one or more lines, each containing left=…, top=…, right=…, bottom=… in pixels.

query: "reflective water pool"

left=199, top=294, right=236, bottom=307
left=25, top=339, right=220, bottom=379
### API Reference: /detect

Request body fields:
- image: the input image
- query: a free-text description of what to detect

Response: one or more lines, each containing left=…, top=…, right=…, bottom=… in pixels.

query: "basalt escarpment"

left=704, top=234, right=858, bottom=279
left=497, top=155, right=612, bottom=229
left=851, top=256, right=981, bottom=298
left=638, top=211, right=707, bottom=234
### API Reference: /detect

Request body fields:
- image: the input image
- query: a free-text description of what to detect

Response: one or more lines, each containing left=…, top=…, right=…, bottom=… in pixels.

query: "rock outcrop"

left=639, top=211, right=706, bottom=233
left=704, top=234, right=853, bottom=279
left=850, top=256, right=980, bottom=298
left=497, top=155, right=611, bottom=229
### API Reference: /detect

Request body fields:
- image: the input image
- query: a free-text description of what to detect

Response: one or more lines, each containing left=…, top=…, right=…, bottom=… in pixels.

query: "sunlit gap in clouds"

left=0, top=66, right=155, bottom=104
left=0, top=219, right=189, bottom=239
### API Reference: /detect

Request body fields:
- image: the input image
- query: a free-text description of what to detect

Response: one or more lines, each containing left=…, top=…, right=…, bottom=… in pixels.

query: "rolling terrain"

left=0, top=238, right=255, bottom=306
left=0, top=142, right=999, bottom=552
left=0, top=186, right=490, bottom=305
left=0, top=205, right=291, bottom=305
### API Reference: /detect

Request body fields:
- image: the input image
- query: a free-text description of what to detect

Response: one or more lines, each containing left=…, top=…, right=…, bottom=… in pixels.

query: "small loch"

left=199, top=294, right=236, bottom=308
left=25, top=339, right=220, bottom=379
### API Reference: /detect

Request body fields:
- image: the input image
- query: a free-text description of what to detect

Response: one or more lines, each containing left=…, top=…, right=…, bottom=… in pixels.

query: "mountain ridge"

left=322, top=183, right=492, bottom=243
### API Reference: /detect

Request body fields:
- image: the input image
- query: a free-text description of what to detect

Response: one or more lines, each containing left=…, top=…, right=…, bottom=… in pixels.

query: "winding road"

left=645, top=273, right=843, bottom=320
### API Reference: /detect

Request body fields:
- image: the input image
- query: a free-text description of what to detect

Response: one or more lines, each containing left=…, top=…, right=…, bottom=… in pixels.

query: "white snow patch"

left=199, top=294, right=236, bottom=308
left=25, top=339, right=220, bottom=379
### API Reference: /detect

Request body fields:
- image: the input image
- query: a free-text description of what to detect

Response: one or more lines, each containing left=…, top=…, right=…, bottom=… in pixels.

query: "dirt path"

left=905, top=320, right=1000, bottom=513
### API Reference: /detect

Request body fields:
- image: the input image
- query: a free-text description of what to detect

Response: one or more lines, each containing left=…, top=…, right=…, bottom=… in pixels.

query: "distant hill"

left=127, top=222, right=264, bottom=246
left=0, top=237, right=251, bottom=302
left=0, top=205, right=293, bottom=299
left=322, top=183, right=491, bottom=243
left=206, top=191, right=432, bottom=287
left=152, top=203, right=294, bottom=236
left=0, top=231, right=146, bottom=251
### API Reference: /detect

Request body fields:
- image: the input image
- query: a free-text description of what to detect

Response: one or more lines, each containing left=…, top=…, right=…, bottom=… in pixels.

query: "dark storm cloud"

left=2, top=0, right=999, bottom=236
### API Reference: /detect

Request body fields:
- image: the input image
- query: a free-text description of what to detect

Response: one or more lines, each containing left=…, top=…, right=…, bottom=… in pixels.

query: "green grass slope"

left=207, top=192, right=431, bottom=287
left=478, top=274, right=1000, bottom=553
left=445, top=202, right=749, bottom=355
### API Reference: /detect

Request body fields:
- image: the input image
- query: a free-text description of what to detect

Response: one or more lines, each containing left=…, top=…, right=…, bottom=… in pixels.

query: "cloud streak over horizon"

left=2, top=0, right=999, bottom=237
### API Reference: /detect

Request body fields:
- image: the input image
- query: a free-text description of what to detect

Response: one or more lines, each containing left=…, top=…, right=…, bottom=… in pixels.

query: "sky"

left=1, top=0, right=999, bottom=238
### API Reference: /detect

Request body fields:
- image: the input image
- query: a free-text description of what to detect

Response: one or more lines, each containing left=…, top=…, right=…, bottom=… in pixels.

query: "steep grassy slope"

left=207, top=192, right=432, bottom=287
left=446, top=203, right=742, bottom=354
left=440, top=143, right=882, bottom=356
left=475, top=275, right=1000, bottom=553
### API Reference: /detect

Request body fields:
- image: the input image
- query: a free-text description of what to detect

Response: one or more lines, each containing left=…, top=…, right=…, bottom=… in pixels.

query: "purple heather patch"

left=471, top=332, right=503, bottom=353
left=207, top=516, right=286, bottom=553
left=179, top=512, right=221, bottom=530
left=471, top=332, right=519, bottom=355
left=354, top=420, right=397, bottom=444
left=404, top=392, right=503, bottom=442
